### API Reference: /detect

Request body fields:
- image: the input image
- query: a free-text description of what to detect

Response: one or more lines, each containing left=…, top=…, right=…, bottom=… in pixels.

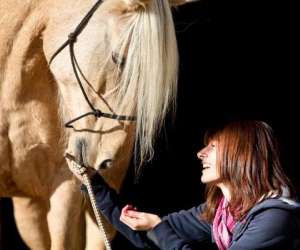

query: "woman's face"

left=197, top=140, right=220, bottom=184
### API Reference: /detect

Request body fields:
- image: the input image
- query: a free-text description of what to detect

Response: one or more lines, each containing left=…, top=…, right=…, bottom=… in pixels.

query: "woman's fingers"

left=120, top=206, right=144, bottom=229
left=125, top=210, right=142, bottom=218
left=120, top=215, right=144, bottom=230
left=122, top=204, right=138, bottom=216
left=122, top=204, right=134, bottom=214
left=120, top=205, right=162, bottom=231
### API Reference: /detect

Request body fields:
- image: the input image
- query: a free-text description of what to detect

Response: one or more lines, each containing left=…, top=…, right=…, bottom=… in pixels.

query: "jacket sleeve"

left=147, top=205, right=215, bottom=250
left=82, top=173, right=155, bottom=249
left=229, top=208, right=298, bottom=250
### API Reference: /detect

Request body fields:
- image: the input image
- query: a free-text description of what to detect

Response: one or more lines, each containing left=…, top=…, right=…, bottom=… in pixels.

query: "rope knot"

left=94, top=109, right=103, bottom=117
left=68, top=32, right=77, bottom=43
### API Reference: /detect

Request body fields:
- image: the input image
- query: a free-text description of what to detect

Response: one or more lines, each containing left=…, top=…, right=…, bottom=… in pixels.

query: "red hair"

left=201, top=120, right=295, bottom=222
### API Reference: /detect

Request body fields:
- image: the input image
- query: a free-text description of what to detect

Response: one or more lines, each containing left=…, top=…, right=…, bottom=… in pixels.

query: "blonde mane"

left=114, top=0, right=178, bottom=171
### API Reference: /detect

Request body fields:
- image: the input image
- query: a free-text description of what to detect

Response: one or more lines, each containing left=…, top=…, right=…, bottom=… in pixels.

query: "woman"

left=68, top=120, right=300, bottom=249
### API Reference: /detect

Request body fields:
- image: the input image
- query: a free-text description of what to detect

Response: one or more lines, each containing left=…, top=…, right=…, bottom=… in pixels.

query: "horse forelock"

left=114, top=0, right=178, bottom=172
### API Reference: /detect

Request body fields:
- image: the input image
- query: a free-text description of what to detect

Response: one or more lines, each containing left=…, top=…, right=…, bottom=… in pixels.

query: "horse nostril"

left=99, top=159, right=113, bottom=170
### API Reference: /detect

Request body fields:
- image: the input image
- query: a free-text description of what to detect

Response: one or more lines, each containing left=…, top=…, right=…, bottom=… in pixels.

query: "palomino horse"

left=0, top=0, right=191, bottom=249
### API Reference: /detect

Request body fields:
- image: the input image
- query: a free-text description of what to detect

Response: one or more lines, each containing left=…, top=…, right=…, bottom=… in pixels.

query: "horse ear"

left=169, top=0, right=200, bottom=7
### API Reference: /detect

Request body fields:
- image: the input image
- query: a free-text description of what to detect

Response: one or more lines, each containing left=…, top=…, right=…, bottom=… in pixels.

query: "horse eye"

left=98, top=159, right=113, bottom=170
left=112, top=52, right=126, bottom=68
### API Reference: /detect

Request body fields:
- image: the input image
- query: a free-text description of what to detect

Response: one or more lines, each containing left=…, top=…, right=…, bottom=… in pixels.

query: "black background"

left=1, top=0, right=299, bottom=249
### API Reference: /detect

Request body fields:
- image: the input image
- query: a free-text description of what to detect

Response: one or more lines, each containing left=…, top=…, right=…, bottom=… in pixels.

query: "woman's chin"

left=201, top=175, right=220, bottom=184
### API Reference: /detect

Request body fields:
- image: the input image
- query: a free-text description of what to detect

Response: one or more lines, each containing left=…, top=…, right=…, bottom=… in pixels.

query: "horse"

left=0, top=0, right=191, bottom=249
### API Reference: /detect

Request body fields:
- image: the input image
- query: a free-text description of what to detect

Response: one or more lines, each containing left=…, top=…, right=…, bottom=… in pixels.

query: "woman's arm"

left=146, top=205, right=215, bottom=250
left=119, top=203, right=215, bottom=250
left=69, top=161, right=214, bottom=250
left=82, top=173, right=155, bottom=249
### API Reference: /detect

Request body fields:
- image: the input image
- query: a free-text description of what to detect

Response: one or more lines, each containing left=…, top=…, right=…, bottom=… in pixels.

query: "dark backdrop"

left=1, top=0, right=298, bottom=249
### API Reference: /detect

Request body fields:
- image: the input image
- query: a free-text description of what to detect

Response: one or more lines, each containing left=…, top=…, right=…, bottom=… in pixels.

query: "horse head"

left=43, top=0, right=189, bottom=185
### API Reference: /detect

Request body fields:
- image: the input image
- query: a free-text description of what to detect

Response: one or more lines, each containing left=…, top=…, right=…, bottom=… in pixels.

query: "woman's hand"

left=120, top=204, right=162, bottom=231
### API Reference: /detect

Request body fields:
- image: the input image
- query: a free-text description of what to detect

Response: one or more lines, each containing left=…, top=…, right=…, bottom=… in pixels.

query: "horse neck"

left=0, top=0, right=65, bottom=152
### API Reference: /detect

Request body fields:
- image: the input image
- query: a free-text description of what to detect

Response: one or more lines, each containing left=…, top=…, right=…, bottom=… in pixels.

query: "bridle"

left=49, top=0, right=136, bottom=129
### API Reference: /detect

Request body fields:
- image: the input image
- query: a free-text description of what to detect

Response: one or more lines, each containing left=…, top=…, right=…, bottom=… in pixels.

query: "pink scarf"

left=212, top=197, right=237, bottom=250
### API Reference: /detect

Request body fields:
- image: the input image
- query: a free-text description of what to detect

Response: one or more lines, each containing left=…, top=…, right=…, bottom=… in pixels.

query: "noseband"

left=49, top=0, right=136, bottom=128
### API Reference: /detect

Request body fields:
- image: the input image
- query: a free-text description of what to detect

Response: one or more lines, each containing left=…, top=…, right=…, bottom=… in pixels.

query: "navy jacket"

left=85, top=173, right=300, bottom=249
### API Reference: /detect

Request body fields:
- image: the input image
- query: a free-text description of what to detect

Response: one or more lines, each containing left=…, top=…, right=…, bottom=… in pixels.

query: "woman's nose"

left=197, top=149, right=206, bottom=160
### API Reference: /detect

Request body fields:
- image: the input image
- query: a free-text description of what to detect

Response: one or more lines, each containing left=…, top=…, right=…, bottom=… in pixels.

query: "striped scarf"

left=212, top=197, right=236, bottom=250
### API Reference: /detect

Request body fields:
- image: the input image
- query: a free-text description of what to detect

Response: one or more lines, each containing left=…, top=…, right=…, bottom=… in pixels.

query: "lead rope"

left=70, top=159, right=112, bottom=250
left=82, top=174, right=112, bottom=250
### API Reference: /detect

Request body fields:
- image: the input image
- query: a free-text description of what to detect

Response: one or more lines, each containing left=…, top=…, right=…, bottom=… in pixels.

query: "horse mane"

left=114, top=0, right=178, bottom=172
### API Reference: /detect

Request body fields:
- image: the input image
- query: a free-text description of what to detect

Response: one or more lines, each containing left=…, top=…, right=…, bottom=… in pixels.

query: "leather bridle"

left=49, top=0, right=136, bottom=129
